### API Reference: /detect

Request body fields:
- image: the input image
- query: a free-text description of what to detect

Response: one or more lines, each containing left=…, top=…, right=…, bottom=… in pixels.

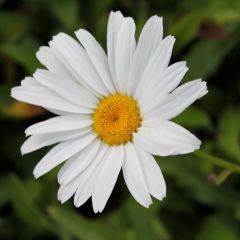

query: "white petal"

left=57, top=139, right=100, bottom=185
left=25, top=115, right=92, bottom=136
left=45, top=108, right=69, bottom=115
left=154, top=62, right=188, bottom=95
left=34, top=69, right=98, bottom=109
left=135, top=146, right=166, bottom=200
left=122, top=143, right=152, bottom=207
left=133, top=130, right=174, bottom=156
left=144, top=79, right=208, bottom=120
left=11, top=86, right=88, bottom=114
left=144, top=119, right=201, bottom=146
left=21, top=77, right=40, bottom=86
left=58, top=178, right=79, bottom=204
left=134, top=120, right=201, bottom=156
left=107, top=11, right=124, bottom=89
left=126, top=15, right=163, bottom=95
left=135, top=15, right=163, bottom=70
left=33, top=133, right=96, bottom=178
left=75, top=29, right=116, bottom=94
left=115, top=17, right=136, bottom=93
left=52, top=33, right=108, bottom=97
left=48, top=39, right=81, bottom=85
left=74, top=170, right=97, bottom=207
left=36, top=46, right=73, bottom=79
left=134, top=36, right=175, bottom=99
left=21, top=127, right=91, bottom=154
left=92, top=145, right=124, bottom=213
left=73, top=143, right=108, bottom=208
left=20, top=78, right=63, bottom=117
left=138, top=61, right=187, bottom=108
left=57, top=146, right=106, bottom=205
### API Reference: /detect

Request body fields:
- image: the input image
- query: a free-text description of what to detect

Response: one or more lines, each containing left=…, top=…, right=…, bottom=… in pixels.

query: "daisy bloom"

left=11, top=11, right=207, bottom=213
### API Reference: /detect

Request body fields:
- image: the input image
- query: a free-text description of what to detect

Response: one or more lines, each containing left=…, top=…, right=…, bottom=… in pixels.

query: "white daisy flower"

left=11, top=11, right=207, bottom=213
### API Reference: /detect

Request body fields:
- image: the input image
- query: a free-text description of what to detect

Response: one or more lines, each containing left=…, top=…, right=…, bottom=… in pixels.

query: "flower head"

left=11, top=11, right=207, bottom=213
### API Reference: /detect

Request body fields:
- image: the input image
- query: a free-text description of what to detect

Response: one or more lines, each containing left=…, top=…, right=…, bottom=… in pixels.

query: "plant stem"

left=193, top=150, right=240, bottom=174
left=215, top=169, right=233, bottom=185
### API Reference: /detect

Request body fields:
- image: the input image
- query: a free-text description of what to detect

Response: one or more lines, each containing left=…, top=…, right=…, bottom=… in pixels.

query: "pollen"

left=93, top=94, right=141, bottom=145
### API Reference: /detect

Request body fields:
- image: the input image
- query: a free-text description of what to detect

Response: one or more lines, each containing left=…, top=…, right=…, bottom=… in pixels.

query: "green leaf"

left=0, top=176, right=10, bottom=208
left=184, top=37, right=238, bottom=82
left=158, top=154, right=240, bottom=210
left=217, top=108, right=240, bottom=162
left=197, top=216, right=239, bottom=240
left=121, top=199, right=170, bottom=240
left=87, top=0, right=113, bottom=17
left=0, top=37, right=40, bottom=74
left=48, top=206, right=125, bottom=240
left=0, top=12, right=29, bottom=42
left=181, top=0, right=240, bottom=24
left=94, top=13, right=108, bottom=48
left=235, top=203, right=240, bottom=221
left=8, top=175, right=50, bottom=232
left=194, top=150, right=240, bottom=174
left=170, top=13, right=203, bottom=52
left=173, top=106, right=211, bottom=129
left=0, top=84, right=14, bottom=107
left=211, top=8, right=240, bottom=24
left=49, top=0, right=79, bottom=30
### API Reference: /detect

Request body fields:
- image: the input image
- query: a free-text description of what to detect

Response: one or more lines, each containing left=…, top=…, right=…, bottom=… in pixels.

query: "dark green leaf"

left=49, top=0, right=79, bottom=30
left=0, top=12, right=29, bottom=42
left=218, top=109, right=240, bottom=162
left=0, top=37, right=40, bottom=74
left=184, top=37, right=238, bottom=82
left=173, top=106, right=211, bottom=129
left=48, top=206, right=125, bottom=240
left=197, top=216, right=239, bottom=240
left=170, top=13, right=203, bottom=52
left=8, top=175, right=50, bottom=232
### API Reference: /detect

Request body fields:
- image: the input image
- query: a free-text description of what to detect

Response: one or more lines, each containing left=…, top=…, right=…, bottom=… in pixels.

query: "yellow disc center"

left=93, top=94, right=141, bottom=145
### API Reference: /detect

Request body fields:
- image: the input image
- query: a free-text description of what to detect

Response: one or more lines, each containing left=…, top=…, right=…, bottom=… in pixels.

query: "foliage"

left=0, top=0, right=240, bottom=239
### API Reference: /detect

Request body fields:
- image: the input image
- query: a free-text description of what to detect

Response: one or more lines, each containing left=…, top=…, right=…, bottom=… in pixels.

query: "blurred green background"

left=0, top=0, right=240, bottom=239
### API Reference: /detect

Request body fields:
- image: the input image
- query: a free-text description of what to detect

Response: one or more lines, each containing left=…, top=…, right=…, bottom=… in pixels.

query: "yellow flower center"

left=93, top=94, right=141, bottom=145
